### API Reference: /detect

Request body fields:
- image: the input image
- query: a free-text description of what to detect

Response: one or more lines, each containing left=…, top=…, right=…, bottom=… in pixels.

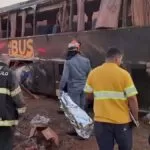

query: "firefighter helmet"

left=68, top=40, right=80, bottom=51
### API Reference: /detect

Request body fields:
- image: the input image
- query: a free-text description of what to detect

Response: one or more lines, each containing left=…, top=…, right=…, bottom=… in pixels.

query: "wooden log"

left=95, top=0, right=122, bottom=28
left=77, top=0, right=85, bottom=31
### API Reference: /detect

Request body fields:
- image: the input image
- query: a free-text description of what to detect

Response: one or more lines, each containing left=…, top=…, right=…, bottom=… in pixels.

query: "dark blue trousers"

left=94, top=122, right=133, bottom=150
left=0, top=127, right=14, bottom=150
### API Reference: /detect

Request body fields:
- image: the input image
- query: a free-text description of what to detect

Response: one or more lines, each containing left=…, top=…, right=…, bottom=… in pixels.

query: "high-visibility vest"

left=84, top=63, right=138, bottom=124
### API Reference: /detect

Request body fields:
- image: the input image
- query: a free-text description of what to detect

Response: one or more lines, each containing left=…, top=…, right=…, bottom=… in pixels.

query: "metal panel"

left=1, top=27, right=150, bottom=66
left=0, top=27, right=150, bottom=108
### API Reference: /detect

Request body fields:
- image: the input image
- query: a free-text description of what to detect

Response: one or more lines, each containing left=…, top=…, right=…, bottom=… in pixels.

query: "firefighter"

left=59, top=40, right=91, bottom=109
left=0, top=54, right=26, bottom=150
left=59, top=40, right=91, bottom=135
left=84, top=48, right=139, bottom=150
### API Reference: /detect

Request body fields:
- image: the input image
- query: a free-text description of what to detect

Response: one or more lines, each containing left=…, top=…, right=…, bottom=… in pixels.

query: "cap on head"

left=68, top=40, right=81, bottom=51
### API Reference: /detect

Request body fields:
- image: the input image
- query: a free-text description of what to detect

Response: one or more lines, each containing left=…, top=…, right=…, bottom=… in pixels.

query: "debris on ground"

left=14, top=93, right=150, bottom=150
left=21, top=84, right=39, bottom=100
left=29, top=126, right=59, bottom=145
left=42, top=127, right=59, bottom=146
left=30, top=114, right=50, bottom=126
left=25, top=146, right=38, bottom=150
left=142, top=113, right=150, bottom=125
left=28, top=125, right=59, bottom=149
left=27, top=114, right=59, bottom=149
left=15, top=131, right=21, bottom=137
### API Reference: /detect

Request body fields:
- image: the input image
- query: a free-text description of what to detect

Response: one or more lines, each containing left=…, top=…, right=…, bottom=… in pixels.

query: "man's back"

left=84, top=48, right=139, bottom=150
left=67, top=54, right=91, bottom=92
left=86, top=63, right=136, bottom=124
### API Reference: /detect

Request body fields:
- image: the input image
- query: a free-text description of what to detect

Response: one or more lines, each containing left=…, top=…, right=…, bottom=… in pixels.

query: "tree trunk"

left=95, top=0, right=122, bottom=28
left=77, top=0, right=85, bottom=31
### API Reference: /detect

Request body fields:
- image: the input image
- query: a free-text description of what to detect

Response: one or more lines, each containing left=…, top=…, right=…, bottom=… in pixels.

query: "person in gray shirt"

left=59, top=40, right=91, bottom=110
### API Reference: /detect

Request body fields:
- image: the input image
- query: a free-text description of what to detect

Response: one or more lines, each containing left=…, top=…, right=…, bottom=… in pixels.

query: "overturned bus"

left=0, top=0, right=150, bottom=111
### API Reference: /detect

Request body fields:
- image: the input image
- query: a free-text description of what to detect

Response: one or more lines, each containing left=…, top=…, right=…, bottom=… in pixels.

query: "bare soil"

left=14, top=93, right=150, bottom=150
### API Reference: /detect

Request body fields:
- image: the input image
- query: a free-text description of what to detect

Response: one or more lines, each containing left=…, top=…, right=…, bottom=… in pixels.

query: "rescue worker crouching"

left=0, top=54, right=26, bottom=150
left=59, top=40, right=91, bottom=136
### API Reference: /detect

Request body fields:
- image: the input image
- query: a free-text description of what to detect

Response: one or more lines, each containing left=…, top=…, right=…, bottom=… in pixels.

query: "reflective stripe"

left=11, top=86, right=21, bottom=97
left=0, top=86, right=22, bottom=97
left=94, top=91, right=126, bottom=100
left=0, top=88, right=10, bottom=95
left=17, top=107, right=26, bottom=114
left=125, top=85, right=138, bottom=97
left=0, top=120, right=18, bottom=126
left=84, top=84, right=93, bottom=93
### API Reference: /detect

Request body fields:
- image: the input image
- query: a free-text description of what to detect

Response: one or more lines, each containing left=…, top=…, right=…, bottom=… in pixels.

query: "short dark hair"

left=106, top=48, right=123, bottom=59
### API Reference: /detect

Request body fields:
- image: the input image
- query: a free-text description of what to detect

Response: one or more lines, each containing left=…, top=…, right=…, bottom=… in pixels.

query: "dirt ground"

left=13, top=93, right=150, bottom=150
